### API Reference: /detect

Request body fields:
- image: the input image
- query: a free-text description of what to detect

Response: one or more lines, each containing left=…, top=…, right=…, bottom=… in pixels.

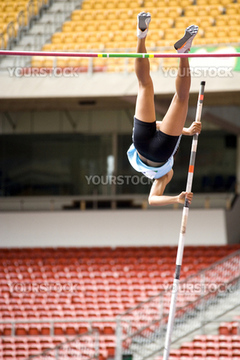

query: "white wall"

left=0, top=209, right=227, bottom=248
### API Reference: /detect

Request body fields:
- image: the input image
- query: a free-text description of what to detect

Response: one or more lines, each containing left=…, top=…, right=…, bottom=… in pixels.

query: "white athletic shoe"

left=174, top=25, right=199, bottom=53
left=137, top=11, right=151, bottom=39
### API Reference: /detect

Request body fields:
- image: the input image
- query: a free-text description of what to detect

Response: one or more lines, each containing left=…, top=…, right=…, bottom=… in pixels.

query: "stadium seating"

left=0, top=245, right=240, bottom=359
left=0, top=0, right=49, bottom=50
left=30, top=0, right=240, bottom=72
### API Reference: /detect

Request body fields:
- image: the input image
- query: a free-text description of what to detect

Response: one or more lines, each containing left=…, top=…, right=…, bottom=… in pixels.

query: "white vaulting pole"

left=163, top=81, right=206, bottom=360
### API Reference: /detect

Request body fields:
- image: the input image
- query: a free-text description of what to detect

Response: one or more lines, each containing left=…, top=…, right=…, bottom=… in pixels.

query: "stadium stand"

left=0, top=245, right=240, bottom=359
left=0, top=0, right=52, bottom=50
left=29, top=0, right=240, bottom=72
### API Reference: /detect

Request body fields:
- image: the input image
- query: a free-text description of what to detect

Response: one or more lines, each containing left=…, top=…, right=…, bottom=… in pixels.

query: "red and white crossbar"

left=0, top=50, right=239, bottom=58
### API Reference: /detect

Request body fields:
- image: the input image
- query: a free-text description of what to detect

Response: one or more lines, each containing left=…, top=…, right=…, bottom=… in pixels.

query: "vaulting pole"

left=163, top=81, right=206, bottom=360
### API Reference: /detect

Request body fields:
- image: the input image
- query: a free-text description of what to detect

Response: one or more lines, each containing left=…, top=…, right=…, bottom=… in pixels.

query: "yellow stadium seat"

left=220, top=0, right=233, bottom=6
left=125, top=41, right=137, bottom=48
left=208, top=5, right=224, bottom=17
left=228, top=36, right=240, bottom=43
left=84, top=20, right=97, bottom=32
left=215, top=15, right=228, bottom=26
left=226, top=4, right=240, bottom=15
left=175, top=16, right=210, bottom=30
left=64, top=32, right=77, bottom=44
left=181, top=0, right=194, bottom=6
left=196, top=0, right=232, bottom=4
left=42, top=43, right=54, bottom=51
left=98, top=20, right=111, bottom=31
left=214, top=0, right=235, bottom=4
left=4, top=12, right=19, bottom=24
left=203, top=26, right=218, bottom=39
left=105, top=41, right=127, bottom=50
left=122, top=19, right=135, bottom=31
left=195, top=0, right=207, bottom=5
left=124, top=30, right=136, bottom=42
left=88, top=42, right=105, bottom=49
left=100, top=31, right=113, bottom=43
left=229, top=25, right=240, bottom=38
left=118, top=9, right=131, bottom=20
left=165, top=6, right=182, bottom=18
left=0, top=3, right=6, bottom=11
left=105, top=0, right=117, bottom=9
left=85, top=31, right=99, bottom=43
left=58, top=43, right=74, bottom=51
left=74, top=42, right=89, bottom=51
left=62, top=21, right=75, bottom=32
left=107, top=62, right=125, bottom=73
left=144, top=0, right=166, bottom=7
left=148, top=29, right=164, bottom=43
left=130, top=7, right=148, bottom=18
left=71, top=10, right=81, bottom=21
left=216, top=26, right=230, bottom=39
left=128, top=0, right=142, bottom=9
left=81, top=1, right=92, bottom=10
left=152, top=18, right=174, bottom=30
left=174, top=17, right=189, bottom=29
left=155, top=39, right=171, bottom=47
left=184, top=5, right=197, bottom=16
left=185, top=5, right=207, bottom=16
left=93, top=1, right=106, bottom=10
left=116, top=0, right=129, bottom=8
left=112, top=30, right=125, bottom=42
left=42, top=57, right=55, bottom=67
left=0, top=22, right=5, bottom=32
left=228, top=14, right=240, bottom=26
left=109, top=19, right=123, bottom=31
left=73, top=22, right=88, bottom=32
left=168, top=0, right=180, bottom=6
left=4, top=3, right=15, bottom=12
left=72, top=9, right=95, bottom=21
left=75, top=33, right=86, bottom=44
left=68, top=58, right=84, bottom=67
left=164, top=28, right=185, bottom=41
left=200, top=16, right=215, bottom=28
left=206, top=0, right=219, bottom=4
left=104, top=9, right=118, bottom=20
left=51, top=32, right=65, bottom=44
left=31, top=56, right=45, bottom=67
left=56, top=58, right=70, bottom=67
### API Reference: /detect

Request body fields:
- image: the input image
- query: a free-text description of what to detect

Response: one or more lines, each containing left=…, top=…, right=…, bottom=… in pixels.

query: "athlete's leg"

left=135, top=14, right=155, bottom=123
left=160, top=25, right=198, bottom=136
left=159, top=57, right=191, bottom=136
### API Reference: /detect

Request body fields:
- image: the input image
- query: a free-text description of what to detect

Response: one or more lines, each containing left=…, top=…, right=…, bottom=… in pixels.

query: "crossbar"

left=0, top=50, right=240, bottom=58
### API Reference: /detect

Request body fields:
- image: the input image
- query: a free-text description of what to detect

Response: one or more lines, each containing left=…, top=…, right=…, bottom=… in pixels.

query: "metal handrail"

left=116, top=250, right=240, bottom=359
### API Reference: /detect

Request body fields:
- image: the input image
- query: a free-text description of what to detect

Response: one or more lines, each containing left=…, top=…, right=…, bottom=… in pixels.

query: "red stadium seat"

left=54, top=323, right=66, bottom=335
left=219, top=322, right=232, bottom=335
left=15, top=324, right=29, bottom=336
left=65, top=323, right=79, bottom=335
left=103, top=323, right=116, bottom=335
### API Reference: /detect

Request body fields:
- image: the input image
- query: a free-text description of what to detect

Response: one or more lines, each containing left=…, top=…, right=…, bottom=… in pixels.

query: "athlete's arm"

left=182, top=122, right=202, bottom=136
left=148, top=170, right=193, bottom=206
